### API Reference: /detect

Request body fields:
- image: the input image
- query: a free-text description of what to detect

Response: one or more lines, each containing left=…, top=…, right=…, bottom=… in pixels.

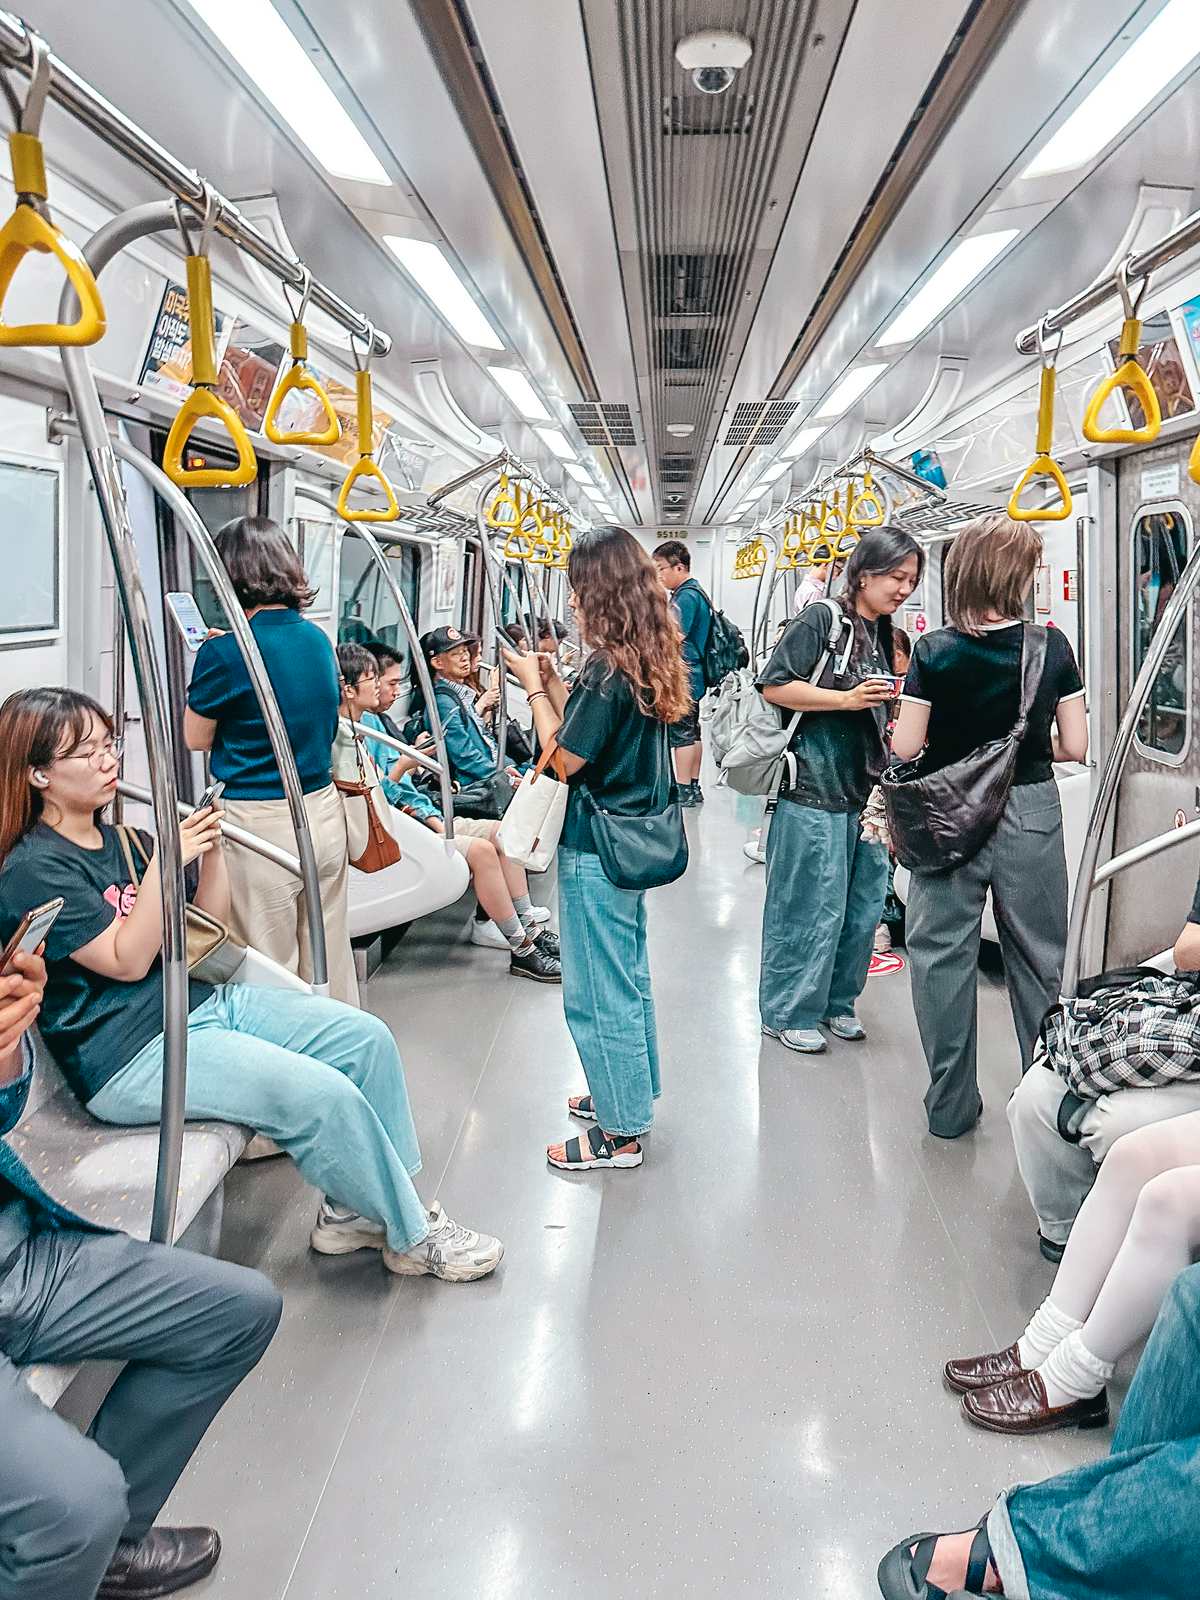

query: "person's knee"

left=229, top=1266, right=284, bottom=1356
left=1099, top=1120, right=1182, bottom=1194
left=1007, top=1066, right=1061, bottom=1140
left=1128, top=1168, right=1200, bottom=1240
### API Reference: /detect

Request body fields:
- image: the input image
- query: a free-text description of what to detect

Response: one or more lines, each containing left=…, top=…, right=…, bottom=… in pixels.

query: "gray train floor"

left=167, top=783, right=1108, bottom=1599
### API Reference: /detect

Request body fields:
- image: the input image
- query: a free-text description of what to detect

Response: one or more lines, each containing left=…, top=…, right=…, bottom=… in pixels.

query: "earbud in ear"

left=30, top=770, right=49, bottom=789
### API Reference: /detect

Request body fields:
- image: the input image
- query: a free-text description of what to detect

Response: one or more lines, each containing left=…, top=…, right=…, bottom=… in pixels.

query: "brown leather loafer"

left=944, top=1341, right=1027, bottom=1395
left=961, top=1371, right=1109, bottom=1435
left=97, top=1527, right=220, bottom=1598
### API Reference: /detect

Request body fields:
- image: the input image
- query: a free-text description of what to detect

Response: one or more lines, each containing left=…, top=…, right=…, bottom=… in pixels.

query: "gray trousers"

left=906, top=779, right=1068, bottom=1137
left=0, top=1228, right=281, bottom=1600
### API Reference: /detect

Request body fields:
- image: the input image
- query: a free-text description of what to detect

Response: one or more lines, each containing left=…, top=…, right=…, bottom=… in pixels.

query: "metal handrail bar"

left=1092, top=815, right=1200, bottom=891
left=428, top=448, right=572, bottom=517
left=1063, top=536, right=1200, bottom=996
left=296, top=487, right=456, bottom=839
left=54, top=373, right=330, bottom=993
left=339, top=716, right=442, bottom=776
left=749, top=528, right=780, bottom=663
left=1016, top=205, right=1200, bottom=355
left=467, top=498, right=511, bottom=771
left=117, top=781, right=304, bottom=878
left=773, top=447, right=945, bottom=526
left=0, top=12, right=390, bottom=355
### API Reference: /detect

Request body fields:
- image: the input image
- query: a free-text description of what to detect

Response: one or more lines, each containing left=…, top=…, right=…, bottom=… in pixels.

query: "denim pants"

left=988, top=1261, right=1200, bottom=1600
left=88, top=984, right=429, bottom=1252
left=557, top=847, right=661, bottom=1137
left=758, top=800, right=888, bottom=1033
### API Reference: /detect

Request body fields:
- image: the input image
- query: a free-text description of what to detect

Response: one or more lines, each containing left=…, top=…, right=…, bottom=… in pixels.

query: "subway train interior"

left=3, top=1, right=1200, bottom=1596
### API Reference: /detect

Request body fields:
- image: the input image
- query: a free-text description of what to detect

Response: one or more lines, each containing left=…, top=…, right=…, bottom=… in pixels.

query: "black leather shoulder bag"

left=576, top=723, right=689, bottom=891
left=881, top=624, right=1049, bottom=875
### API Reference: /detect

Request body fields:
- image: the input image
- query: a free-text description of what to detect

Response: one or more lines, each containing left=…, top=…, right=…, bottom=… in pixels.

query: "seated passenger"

left=0, top=945, right=281, bottom=1600
left=421, top=626, right=518, bottom=786
left=0, top=688, right=503, bottom=1283
left=1008, top=877, right=1200, bottom=1260
left=336, top=646, right=559, bottom=984
left=878, top=1260, right=1200, bottom=1600
left=944, top=1107, right=1200, bottom=1433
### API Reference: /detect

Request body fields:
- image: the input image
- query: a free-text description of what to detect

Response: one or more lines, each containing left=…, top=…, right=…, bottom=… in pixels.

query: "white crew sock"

left=1017, top=1297, right=1084, bottom=1369
left=1037, top=1327, right=1115, bottom=1408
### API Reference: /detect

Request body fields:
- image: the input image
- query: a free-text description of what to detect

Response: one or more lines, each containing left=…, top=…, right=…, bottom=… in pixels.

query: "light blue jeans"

left=759, top=800, right=888, bottom=1033
left=557, top=847, right=661, bottom=1137
left=989, top=1261, right=1200, bottom=1599
left=88, top=984, right=428, bottom=1252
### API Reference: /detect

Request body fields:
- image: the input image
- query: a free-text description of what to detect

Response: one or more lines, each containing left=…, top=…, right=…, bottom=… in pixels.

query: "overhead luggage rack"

left=893, top=498, right=1007, bottom=538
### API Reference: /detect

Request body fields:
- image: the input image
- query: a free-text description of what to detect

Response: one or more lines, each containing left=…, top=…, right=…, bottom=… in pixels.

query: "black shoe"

left=1039, top=1232, right=1066, bottom=1264
left=680, top=783, right=698, bottom=809
left=510, top=940, right=562, bottom=983
left=692, top=783, right=704, bottom=805
left=534, top=928, right=560, bottom=959
left=98, top=1528, right=220, bottom=1598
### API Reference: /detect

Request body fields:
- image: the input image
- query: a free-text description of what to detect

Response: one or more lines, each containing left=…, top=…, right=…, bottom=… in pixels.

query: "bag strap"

left=777, top=597, right=845, bottom=743
left=115, top=823, right=148, bottom=887
left=1015, top=624, right=1050, bottom=734
left=530, top=734, right=568, bottom=783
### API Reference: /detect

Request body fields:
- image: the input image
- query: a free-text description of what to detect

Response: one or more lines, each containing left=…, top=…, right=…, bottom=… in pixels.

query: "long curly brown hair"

left=567, top=526, right=692, bottom=722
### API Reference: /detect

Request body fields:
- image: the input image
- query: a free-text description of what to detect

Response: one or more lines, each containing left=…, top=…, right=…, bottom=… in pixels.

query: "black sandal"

left=547, top=1123, right=643, bottom=1171
left=877, top=1521, right=997, bottom=1599
left=568, top=1094, right=597, bottom=1122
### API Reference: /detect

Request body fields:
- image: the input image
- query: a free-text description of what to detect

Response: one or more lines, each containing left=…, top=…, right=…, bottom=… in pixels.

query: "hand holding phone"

left=166, top=592, right=210, bottom=653
left=0, top=898, right=63, bottom=977
left=195, top=779, right=225, bottom=813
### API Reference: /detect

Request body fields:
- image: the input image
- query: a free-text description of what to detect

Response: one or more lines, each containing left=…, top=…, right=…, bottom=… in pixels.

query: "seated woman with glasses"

left=0, top=686, right=504, bottom=1284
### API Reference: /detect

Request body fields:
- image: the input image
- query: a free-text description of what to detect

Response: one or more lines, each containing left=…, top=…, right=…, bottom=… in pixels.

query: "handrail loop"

left=163, top=187, right=257, bottom=488
left=0, top=30, right=105, bottom=347
left=1080, top=258, right=1161, bottom=447
left=263, top=265, right=341, bottom=447
left=1008, top=316, right=1072, bottom=523
left=335, top=321, right=400, bottom=522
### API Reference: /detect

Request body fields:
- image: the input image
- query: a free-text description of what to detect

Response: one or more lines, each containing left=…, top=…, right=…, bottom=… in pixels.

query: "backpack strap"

left=767, top=598, right=849, bottom=807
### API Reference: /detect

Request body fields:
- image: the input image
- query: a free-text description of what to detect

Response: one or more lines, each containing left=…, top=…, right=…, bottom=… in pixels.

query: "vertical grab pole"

left=750, top=530, right=779, bottom=667
left=474, top=478, right=515, bottom=773
left=1062, top=538, right=1200, bottom=995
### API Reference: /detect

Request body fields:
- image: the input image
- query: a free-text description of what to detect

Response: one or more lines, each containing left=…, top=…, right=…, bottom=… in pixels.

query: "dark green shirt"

left=558, top=656, right=671, bottom=852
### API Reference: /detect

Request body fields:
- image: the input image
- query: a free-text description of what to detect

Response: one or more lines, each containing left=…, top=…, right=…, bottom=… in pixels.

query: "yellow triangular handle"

left=1008, top=454, right=1073, bottom=522
left=263, top=358, right=341, bottom=446
left=1082, top=318, right=1161, bottom=444
left=336, top=455, right=400, bottom=522
left=0, top=203, right=106, bottom=347
left=849, top=485, right=885, bottom=527
left=163, top=387, right=257, bottom=488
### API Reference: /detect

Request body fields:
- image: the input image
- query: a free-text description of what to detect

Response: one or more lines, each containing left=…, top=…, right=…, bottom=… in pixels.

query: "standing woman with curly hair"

left=506, top=526, right=691, bottom=1172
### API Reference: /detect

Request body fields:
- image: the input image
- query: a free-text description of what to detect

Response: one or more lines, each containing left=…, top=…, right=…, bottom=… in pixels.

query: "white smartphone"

left=196, top=779, right=225, bottom=812
left=165, top=592, right=209, bottom=652
left=1, top=897, right=64, bottom=975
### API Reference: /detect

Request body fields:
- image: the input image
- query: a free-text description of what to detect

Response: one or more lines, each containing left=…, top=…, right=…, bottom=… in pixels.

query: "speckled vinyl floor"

left=166, top=782, right=1106, bottom=1598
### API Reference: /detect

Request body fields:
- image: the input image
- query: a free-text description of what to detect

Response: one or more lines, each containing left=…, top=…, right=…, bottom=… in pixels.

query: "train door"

left=1106, top=438, right=1200, bottom=963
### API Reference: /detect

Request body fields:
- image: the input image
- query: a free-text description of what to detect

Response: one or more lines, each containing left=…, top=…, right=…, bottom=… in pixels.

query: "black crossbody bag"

left=881, top=624, right=1048, bottom=875
left=576, top=723, right=688, bottom=891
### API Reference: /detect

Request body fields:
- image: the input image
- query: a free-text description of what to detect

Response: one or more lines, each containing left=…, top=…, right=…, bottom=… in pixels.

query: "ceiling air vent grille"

left=658, top=456, right=695, bottom=485
left=566, top=401, right=638, bottom=447
left=655, top=254, right=736, bottom=318
left=723, top=400, right=800, bottom=447
left=663, top=93, right=757, bottom=138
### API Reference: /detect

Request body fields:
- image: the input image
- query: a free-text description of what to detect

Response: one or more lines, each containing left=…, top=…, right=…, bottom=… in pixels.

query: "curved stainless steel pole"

left=749, top=530, right=779, bottom=666
left=1063, top=539, right=1200, bottom=996
left=296, top=488, right=456, bottom=841
left=473, top=481, right=514, bottom=772
left=118, top=780, right=304, bottom=877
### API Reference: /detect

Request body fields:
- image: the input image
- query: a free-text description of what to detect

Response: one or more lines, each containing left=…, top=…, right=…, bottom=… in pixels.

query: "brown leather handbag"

left=116, top=825, right=246, bottom=982
left=335, top=715, right=403, bottom=874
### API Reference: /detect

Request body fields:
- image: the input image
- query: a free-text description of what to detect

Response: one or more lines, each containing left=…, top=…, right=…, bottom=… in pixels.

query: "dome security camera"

left=675, top=29, right=753, bottom=96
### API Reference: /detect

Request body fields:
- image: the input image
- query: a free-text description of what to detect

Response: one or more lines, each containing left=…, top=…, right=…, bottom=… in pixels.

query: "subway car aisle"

left=166, top=782, right=1103, bottom=1599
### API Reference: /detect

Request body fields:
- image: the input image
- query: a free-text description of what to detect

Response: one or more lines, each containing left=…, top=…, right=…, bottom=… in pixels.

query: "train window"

left=295, top=518, right=335, bottom=616
left=337, top=535, right=422, bottom=672
left=0, top=460, right=60, bottom=641
left=1132, top=505, right=1192, bottom=762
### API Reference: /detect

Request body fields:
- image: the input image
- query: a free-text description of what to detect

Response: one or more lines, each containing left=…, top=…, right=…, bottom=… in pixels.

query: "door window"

left=0, top=460, right=59, bottom=641
left=1132, top=505, right=1192, bottom=761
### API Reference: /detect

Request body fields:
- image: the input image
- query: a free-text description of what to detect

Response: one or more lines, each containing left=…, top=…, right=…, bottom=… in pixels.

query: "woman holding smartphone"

left=0, top=687, right=504, bottom=1282
left=506, top=525, right=691, bottom=1171
left=756, top=527, right=923, bottom=1054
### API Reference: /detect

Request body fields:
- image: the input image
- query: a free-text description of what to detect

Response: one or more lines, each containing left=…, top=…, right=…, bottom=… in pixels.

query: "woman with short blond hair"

left=891, top=514, right=1089, bottom=1137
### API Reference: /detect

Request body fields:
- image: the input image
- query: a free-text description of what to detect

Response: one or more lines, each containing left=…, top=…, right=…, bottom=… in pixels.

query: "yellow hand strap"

left=1009, top=361, right=1072, bottom=522
left=1081, top=264, right=1161, bottom=446
left=336, top=331, right=399, bottom=521
left=263, top=269, right=341, bottom=446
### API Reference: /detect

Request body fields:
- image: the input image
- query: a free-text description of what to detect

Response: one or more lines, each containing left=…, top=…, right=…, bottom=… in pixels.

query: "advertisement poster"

left=270, top=366, right=394, bottom=466
left=434, top=537, right=458, bottom=613
left=1105, top=309, right=1194, bottom=430
left=140, top=281, right=284, bottom=432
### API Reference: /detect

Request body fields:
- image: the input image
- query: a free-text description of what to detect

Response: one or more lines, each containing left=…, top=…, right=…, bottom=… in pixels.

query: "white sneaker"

left=824, top=1014, right=867, bottom=1041
left=762, top=1025, right=827, bottom=1054
left=743, top=840, right=767, bottom=863
left=383, top=1201, right=504, bottom=1282
left=874, top=923, right=892, bottom=953
left=309, top=1199, right=387, bottom=1255
left=470, top=919, right=513, bottom=950
left=524, top=904, right=552, bottom=925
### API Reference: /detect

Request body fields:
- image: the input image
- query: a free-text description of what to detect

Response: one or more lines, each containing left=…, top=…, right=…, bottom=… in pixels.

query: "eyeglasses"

left=58, top=736, right=124, bottom=770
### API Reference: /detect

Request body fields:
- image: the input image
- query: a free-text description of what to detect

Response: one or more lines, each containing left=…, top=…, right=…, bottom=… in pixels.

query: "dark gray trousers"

left=0, top=1228, right=281, bottom=1600
left=905, top=779, right=1068, bottom=1138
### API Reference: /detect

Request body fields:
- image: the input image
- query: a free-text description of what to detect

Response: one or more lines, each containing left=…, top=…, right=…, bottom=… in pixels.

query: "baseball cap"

left=421, top=625, right=479, bottom=659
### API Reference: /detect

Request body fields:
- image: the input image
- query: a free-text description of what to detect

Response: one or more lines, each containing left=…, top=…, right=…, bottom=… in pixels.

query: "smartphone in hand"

left=196, top=779, right=225, bottom=812
left=0, top=898, right=64, bottom=975
left=165, top=592, right=209, bottom=652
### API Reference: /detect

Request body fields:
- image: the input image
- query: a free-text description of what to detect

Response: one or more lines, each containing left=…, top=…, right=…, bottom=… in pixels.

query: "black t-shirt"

left=0, top=823, right=212, bottom=1106
left=756, top=602, right=891, bottom=813
left=558, top=655, right=671, bottom=852
left=902, top=623, right=1084, bottom=786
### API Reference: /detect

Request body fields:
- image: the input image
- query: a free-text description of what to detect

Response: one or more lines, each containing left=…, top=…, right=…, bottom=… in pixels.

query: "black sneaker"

left=680, top=783, right=698, bottom=809
left=692, top=783, right=704, bottom=805
left=534, top=928, right=560, bottom=959
left=510, top=940, right=562, bottom=983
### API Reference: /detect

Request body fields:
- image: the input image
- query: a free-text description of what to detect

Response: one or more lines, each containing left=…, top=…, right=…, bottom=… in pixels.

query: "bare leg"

left=674, top=742, right=702, bottom=784
left=463, top=837, right=520, bottom=927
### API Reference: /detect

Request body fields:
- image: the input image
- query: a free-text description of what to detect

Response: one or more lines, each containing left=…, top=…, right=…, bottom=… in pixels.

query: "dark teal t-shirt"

left=188, top=609, right=340, bottom=799
left=558, top=656, right=671, bottom=852
left=672, top=578, right=711, bottom=700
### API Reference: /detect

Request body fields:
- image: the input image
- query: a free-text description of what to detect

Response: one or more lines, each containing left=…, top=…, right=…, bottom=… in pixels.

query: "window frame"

left=335, top=530, right=424, bottom=684
left=1130, top=496, right=1193, bottom=768
left=0, top=451, right=64, bottom=647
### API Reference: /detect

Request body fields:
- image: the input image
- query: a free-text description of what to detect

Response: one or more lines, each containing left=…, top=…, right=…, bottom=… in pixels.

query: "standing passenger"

left=891, top=515, right=1088, bottom=1138
left=507, top=526, right=691, bottom=1170
left=757, top=528, right=923, bottom=1054
left=184, top=516, right=357, bottom=1003
left=653, top=539, right=711, bottom=807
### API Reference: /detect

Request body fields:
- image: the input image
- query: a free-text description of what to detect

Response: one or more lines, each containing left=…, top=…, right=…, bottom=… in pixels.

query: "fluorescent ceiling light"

left=184, top=0, right=390, bottom=185
left=384, top=237, right=504, bottom=350
left=486, top=365, right=552, bottom=421
left=1022, top=0, right=1200, bottom=179
left=759, top=463, right=789, bottom=484
left=782, top=423, right=827, bottom=459
left=583, top=487, right=607, bottom=504
left=534, top=425, right=577, bottom=461
left=563, top=462, right=594, bottom=485
left=877, top=230, right=1019, bottom=348
left=814, top=362, right=889, bottom=420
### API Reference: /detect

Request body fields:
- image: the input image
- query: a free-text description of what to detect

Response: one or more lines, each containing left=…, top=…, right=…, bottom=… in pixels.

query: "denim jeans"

left=988, top=1261, right=1200, bottom=1599
left=87, top=983, right=429, bottom=1252
left=758, top=800, right=888, bottom=1033
left=557, top=847, right=661, bottom=1137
